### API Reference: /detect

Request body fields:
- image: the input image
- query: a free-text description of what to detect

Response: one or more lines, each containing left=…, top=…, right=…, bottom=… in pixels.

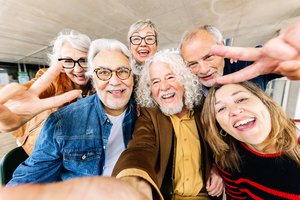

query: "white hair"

left=179, top=25, right=223, bottom=51
left=86, top=38, right=132, bottom=77
left=127, top=19, right=158, bottom=46
left=128, top=19, right=158, bottom=75
left=48, top=29, right=91, bottom=66
left=136, top=51, right=203, bottom=110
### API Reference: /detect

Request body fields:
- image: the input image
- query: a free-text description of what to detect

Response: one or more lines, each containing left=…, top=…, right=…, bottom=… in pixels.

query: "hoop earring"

left=219, top=129, right=227, bottom=137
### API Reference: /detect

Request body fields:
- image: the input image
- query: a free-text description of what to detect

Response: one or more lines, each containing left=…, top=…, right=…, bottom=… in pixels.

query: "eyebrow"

left=132, top=31, right=155, bottom=36
left=202, top=53, right=213, bottom=60
left=94, top=66, right=130, bottom=70
left=186, top=53, right=211, bottom=63
left=215, top=90, right=245, bottom=105
left=150, top=72, right=173, bottom=82
left=150, top=77, right=158, bottom=82
left=60, top=56, right=86, bottom=59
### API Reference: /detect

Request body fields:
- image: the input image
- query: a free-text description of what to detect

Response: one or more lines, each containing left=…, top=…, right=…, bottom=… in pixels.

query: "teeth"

left=161, top=93, right=174, bottom=99
left=234, top=118, right=255, bottom=128
left=75, top=74, right=85, bottom=77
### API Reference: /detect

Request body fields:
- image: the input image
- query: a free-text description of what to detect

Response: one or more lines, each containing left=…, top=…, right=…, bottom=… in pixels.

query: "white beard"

left=159, top=100, right=184, bottom=115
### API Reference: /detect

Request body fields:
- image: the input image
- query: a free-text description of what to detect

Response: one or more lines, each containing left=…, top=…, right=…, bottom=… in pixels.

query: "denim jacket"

left=8, top=94, right=136, bottom=185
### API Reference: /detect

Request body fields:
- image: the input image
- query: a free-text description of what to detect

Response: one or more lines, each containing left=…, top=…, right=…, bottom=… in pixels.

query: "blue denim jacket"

left=8, top=94, right=136, bottom=185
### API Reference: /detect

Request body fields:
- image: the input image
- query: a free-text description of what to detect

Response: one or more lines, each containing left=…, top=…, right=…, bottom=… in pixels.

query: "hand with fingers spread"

left=0, top=65, right=81, bottom=133
left=7, top=30, right=93, bottom=155
left=210, top=23, right=300, bottom=84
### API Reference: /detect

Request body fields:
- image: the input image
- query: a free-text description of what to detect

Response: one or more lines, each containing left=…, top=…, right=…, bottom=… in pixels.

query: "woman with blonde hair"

left=201, top=81, right=300, bottom=199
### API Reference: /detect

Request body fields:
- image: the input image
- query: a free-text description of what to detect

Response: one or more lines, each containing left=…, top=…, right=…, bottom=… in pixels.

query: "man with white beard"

left=112, top=52, right=224, bottom=200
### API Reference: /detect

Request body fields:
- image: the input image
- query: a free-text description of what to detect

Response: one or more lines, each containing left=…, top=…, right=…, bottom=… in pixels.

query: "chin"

left=160, top=101, right=183, bottom=115
left=202, top=80, right=217, bottom=87
left=138, top=58, right=146, bottom=64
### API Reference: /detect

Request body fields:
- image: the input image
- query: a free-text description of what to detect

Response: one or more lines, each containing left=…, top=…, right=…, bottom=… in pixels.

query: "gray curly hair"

left=136, top=51, right=203, bottom=109
left=48, top=29, right=91, bottom=66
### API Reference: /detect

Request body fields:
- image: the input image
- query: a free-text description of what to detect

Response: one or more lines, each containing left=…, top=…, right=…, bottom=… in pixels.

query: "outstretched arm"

left=210, top=23, right=300, bottom=84
left=1, top=176, right=148, bottom=200
left=0, top=64, right=81, bottom=133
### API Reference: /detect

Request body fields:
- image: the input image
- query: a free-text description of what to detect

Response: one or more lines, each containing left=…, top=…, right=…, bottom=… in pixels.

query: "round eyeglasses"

left=129, top=35, right=156, bottom=45
left=58, top=58, right=88, bottom=69
left=93, top=67, right=132, bottom=81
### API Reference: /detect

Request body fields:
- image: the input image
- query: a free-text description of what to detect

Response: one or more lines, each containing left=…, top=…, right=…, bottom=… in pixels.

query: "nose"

left=140, top=38, right=147, bottom=46
left=73, top=63, right=84, bottom=72
left=160, top=80, right=170, bottom=91
left=108, top=72, right=122, bottom=85
left=229, top=106, right=244, bottom=116
left=198, top=61, right=211, bottom=75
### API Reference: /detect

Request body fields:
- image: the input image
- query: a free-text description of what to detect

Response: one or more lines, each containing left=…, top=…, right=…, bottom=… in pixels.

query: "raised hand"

left=210, top=23, right=300, bottom=84
left=0, top=65, right=81, bottom=133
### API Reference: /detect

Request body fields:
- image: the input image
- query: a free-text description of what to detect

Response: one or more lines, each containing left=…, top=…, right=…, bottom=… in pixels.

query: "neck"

left=175, top=107, right=188, bottom=118
left=104, top=106, right=127, bottom=116
left=246, top=143, right=277, bottom=154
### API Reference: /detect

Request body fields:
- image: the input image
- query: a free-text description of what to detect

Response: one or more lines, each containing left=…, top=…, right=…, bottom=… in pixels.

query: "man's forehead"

left=182, top=31, right=216, bottom=59
left=187, top=31, right=216, bottom=47
left=93, top=50, right=130, bottom=68
left=149, top=62, right=174, bottom=78
left=196, top=30, right=216, bottom=40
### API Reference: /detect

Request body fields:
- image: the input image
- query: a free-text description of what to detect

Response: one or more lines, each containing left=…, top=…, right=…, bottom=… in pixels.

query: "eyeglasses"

left=129, top=35, right=156, bottom=45
left=93, top=67, right=132, bottom=81
left=58, top=58, right=88, bottom=69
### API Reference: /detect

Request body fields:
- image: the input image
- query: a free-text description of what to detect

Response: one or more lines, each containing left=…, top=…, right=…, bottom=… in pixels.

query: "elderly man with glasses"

left=7, top=38, right=137, bottom=185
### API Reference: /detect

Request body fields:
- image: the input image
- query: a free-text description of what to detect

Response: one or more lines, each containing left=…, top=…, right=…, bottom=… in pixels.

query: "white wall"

left=267, top=79, right=300, bottom=119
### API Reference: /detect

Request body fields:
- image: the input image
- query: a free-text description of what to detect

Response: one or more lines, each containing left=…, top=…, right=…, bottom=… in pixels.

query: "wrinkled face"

left=150, top=62, right=185, bottom=115
left=214, top=84, right=271, bottom=150
left=130, top=26, right=158, bottom=65
left=181, top=31, right=225, bottom=87
left=60, top=42, right=89, bottom=87
left=92, top=50, right=134, bottom=116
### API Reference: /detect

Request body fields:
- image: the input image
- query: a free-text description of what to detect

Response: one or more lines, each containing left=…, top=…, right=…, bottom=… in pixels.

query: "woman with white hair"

left=128, top=19, right=158, bottom=75
left=10, top=30, right=94, bottom=155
